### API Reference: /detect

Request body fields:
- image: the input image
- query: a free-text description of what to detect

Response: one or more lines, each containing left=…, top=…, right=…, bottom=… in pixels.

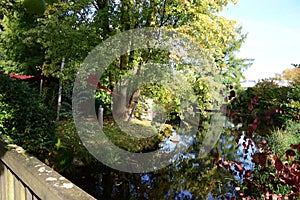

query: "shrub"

left=0, top=74, right=56, bottom=154
left=267, top=120, right=300, bottom=159
left=47, top=119, right=96, bottom=173
left=217, top=81, right=300, bottom=199
left=227, top=80, right=300, bottom=137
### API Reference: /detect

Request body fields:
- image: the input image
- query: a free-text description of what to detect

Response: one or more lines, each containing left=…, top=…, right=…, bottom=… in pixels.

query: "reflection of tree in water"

left=93, top=129, right=237, bottom=200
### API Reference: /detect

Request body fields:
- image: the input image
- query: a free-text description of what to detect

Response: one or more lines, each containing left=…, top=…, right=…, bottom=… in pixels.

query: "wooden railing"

left=0, top=143, right=96, bottom=200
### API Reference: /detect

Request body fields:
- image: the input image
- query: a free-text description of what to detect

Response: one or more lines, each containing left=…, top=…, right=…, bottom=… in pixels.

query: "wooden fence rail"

left=0, top=143, right=96, bottom=200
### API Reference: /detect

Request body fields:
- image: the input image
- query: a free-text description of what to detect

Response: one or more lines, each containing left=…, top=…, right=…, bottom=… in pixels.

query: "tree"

left=0, top=1, right=255, bottom=198
left=0, top=1, right=44, bottom=75
left=0, top=74, right=56, bottom=155
left=89, top=0, right=252, bottom=119
left=227, top=80, right=300, bottom=138
left=280, top=64, right=300, bottom=85
left=1, top=0, right=251, bottom=119
left=0, top=0, right=104, bottom=119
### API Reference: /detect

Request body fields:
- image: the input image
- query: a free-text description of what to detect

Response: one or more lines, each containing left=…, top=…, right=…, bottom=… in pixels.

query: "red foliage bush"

left=216, top=84, right=300, bottom=199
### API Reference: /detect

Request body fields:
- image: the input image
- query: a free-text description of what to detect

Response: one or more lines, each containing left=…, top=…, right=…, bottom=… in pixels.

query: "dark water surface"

left=66, top=129, right=249, bottom=199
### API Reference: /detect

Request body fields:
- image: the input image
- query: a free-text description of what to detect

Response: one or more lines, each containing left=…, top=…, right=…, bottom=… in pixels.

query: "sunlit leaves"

left=280, top=67, right=300, bottom=85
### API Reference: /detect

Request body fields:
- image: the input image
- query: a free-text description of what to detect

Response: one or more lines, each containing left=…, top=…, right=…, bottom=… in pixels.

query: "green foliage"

left=220, top=80, right=300, bottom=199
left=232, top=142, right=300, bottom=198
left=45, top=0, right=59, bottom=5
left=228, top=80, right=300, bottom=136
left=140, top=84, right=180, bottom=120
left=47, top=119, right=96, bottom=173
left=95, top=89, right=113, bottom=116
left=103, top=119, right=161, bottom=153
left=0, top=1, right=256, bottom=198
left=0, top=8, right=44, bottom=75
left=1, top=0, right=252, bottom=120
left=23, top=0, right=46, bottom=16
left=278, top=66, right=300, bottom=85
left=38, top=1, right=102, bottom=78
left=0, top=74, right=56, bottom=153
left=267, top=120, right=300, bottom=159
left=193, top=77, right=223, bottom=119
left=247, top=165, right=292, bottom=197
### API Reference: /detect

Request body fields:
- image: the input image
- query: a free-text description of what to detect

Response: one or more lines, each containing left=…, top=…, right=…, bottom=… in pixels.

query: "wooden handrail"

left=0, top=143, right=96, bottom=200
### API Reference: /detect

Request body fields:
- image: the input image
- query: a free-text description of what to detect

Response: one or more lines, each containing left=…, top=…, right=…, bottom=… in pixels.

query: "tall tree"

left=0, top=1, right=44, bottom=74
left=0, top=1, right=254, bottom=198
left=0, top=0, right=252, bottom=117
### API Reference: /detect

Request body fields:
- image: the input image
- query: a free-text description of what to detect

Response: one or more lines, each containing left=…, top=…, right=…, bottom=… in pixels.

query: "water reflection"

left=92, top=129, right=237, bottom=200
left=159, top=131, right=196, bottom=158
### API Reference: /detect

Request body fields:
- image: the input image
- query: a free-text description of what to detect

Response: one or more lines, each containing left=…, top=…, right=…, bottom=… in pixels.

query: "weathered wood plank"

left=14, top=175, right=26, bottom=200
left=4, top=165, right=8, bottom=200
left=0, top=161, right=4, bottom=200
left=7, top=168, right=14, bottom=200
left=33, top=195, right=39, bottom=200
left=0, top=162, right=4, bottom=200
left=25, top=187, right=33, bottom=200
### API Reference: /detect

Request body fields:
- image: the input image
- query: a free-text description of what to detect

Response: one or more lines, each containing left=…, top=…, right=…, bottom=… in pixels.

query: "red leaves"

left=218, top=89, right=300, bottom=198
left=222, top=160, right=231, bottom=169
left=248, top=123, right=257, bottom=133
left=244, top=150, right=300, bottom=198
left=219, top=138, right=300, bottom=199
left=251, top=95, right=258, bottom=105
left=274, top=156, right=284, bottom=172
left=244, top=170, right=252, bottom=178
left=247, top=104, right=253, bottom=111
left=262, top=139, right=267, bottom=147
left=252, top=152, right=267, bottom=166
left=286, top=149, right=296, bottom=161
left=291, top=143, right=300, bottom=152
left=247, top=96, right=258, bottom=111
left=235, top=132, right=242, bottom=144
left=247, top=140, right=252, bottom=147
left=248, top=118, right=260, bottom=133
left=229, top=90, right=236, bottom=99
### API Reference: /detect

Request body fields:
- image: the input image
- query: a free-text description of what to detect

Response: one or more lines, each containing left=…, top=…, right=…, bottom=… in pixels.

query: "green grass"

left=267, top=120, right=300, bottom=159
left=103, top=118, right=162, bottom=153
left=48, top=117, right=174, bottom=173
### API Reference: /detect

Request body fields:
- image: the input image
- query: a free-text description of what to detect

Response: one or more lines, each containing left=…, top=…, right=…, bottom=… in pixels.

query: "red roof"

left=8, top=74, right=56, bottom=82
left=7, top=74, right=119, bottom=95
left=9, top=74, right=35, bottom=80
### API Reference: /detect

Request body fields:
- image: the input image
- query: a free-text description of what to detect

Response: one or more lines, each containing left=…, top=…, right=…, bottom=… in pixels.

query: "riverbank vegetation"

left=1, top=0, right=299, bottom=199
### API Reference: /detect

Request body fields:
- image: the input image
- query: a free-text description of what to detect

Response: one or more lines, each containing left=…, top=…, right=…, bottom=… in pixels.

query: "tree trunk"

left=112, top=1, right=132, bottom=120
left=113, top=83, right=129, bottom=120
left=56, top=57, right=65, bottom=121
left=127, top=89, right=140, bottom=121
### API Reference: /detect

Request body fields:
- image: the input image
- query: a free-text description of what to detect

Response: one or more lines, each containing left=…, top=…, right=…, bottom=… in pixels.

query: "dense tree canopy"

left=0, top=0, right=251, bottom=78
left=3, top=1, right=285, bottom=199
left=0, top=0, right=252, bottom=123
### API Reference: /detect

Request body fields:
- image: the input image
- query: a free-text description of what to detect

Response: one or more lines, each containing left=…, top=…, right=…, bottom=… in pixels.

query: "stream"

left=70, top=125, right=255, bottom=199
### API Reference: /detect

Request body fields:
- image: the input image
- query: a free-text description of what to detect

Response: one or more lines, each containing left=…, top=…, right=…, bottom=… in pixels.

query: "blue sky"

left=222, top=0, right=300, bottom=80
